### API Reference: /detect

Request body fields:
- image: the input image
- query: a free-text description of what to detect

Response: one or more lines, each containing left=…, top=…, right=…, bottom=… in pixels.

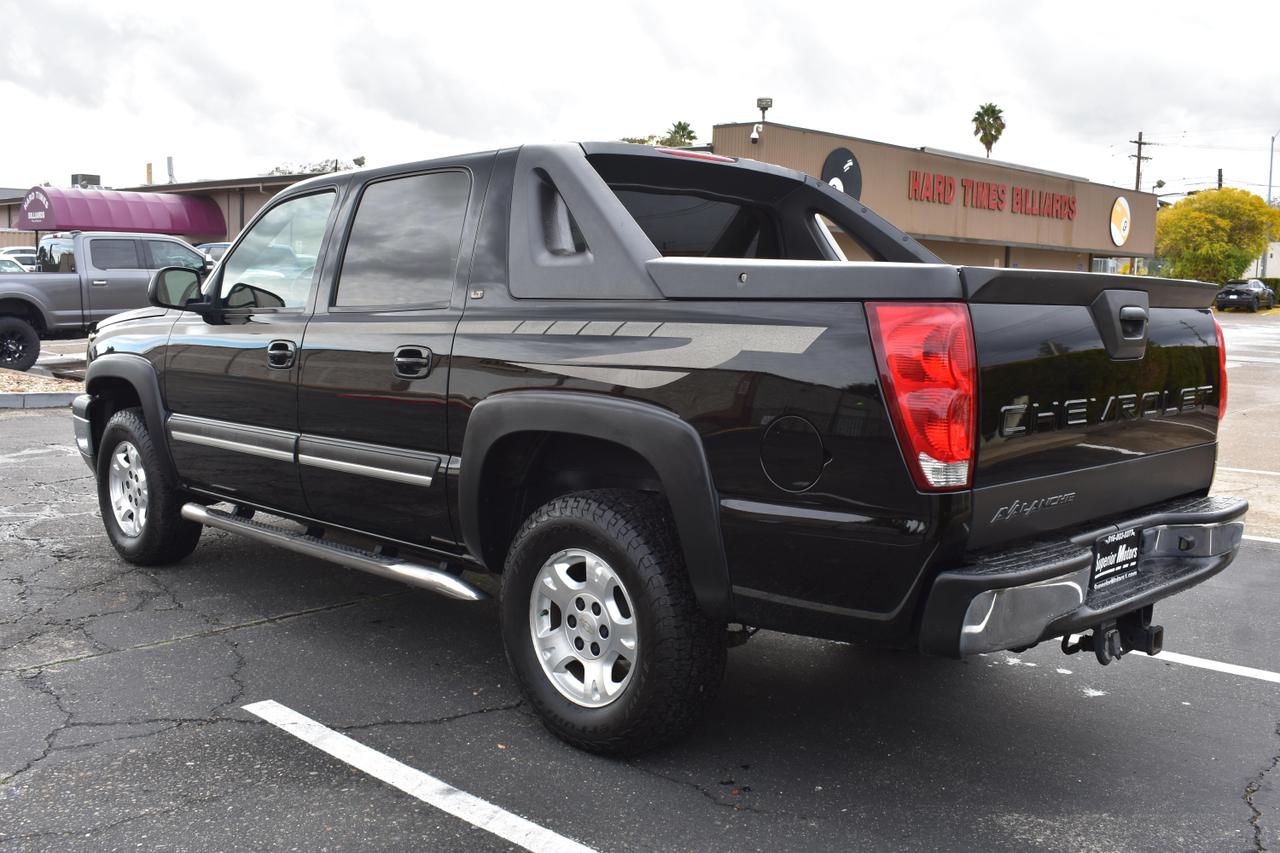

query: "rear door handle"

left=91, top=279, right=108, bottom=286
left=267, top=339, right=296, bottom=369
left=393, top=345, right=433, bottom=379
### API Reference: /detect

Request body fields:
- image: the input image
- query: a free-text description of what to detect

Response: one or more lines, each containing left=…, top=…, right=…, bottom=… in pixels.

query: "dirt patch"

left=0, top=369, right=83, bottom=394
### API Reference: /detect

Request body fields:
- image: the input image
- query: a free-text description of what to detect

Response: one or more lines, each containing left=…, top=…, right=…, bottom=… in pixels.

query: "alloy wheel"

left=107, top=441, right=149, bottom=537
left=0, top=330, right=29, bottom=367
left=529, top=548, right=638, bottom=708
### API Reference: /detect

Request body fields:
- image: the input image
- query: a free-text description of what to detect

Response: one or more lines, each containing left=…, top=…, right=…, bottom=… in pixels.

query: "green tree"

left=971, top=103, right=1005, bottom=158
left=660, top=121, right=697, bottom=147
left=1156, top=188, right=1280, bottom=282
left=621, top=121, right=698, bottom=148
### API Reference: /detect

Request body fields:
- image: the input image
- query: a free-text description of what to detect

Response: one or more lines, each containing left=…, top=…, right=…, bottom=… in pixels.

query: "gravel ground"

left=0, top=370, right=82, bottom=394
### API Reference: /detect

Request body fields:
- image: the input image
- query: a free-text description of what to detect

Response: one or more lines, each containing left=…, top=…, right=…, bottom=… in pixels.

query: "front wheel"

left=97, top=408, right=202, bottom=565
left=500, top=490, right=726, bottom=755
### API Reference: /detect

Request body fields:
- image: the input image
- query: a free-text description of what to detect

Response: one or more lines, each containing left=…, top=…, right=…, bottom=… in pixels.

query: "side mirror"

left=148, top=266, right=209, bottom=312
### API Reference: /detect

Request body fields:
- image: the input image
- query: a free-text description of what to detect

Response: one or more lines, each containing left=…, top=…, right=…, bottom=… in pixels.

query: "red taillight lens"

left=1214, top=315, right=1228, bottom=420
left=867, top=302, right=976, bottom=491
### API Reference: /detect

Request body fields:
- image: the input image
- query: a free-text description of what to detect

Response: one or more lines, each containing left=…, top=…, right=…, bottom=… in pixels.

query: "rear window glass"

left=90, top=239, right=140, bottom=270
left=610, top=189, right=779, bottom=258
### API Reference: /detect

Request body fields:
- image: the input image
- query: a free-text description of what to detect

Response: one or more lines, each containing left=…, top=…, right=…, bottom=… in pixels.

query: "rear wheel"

left=0, top=316, right=39, bottom=372
left=97, top=408, right=202, bottom=565
left=500, top=489, right=726, bottom=755
left=1249, top=297, right=1259, bottom=313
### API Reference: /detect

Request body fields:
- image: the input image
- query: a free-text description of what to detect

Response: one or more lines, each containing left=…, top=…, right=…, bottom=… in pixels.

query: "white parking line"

left=1244, top=534, right=1280, bottom=545
left=1136, top=650, right=1280, bottom=685
left=1220, top=466, right=1280, bottom=477
left=243, top=700, right=594, bottom=853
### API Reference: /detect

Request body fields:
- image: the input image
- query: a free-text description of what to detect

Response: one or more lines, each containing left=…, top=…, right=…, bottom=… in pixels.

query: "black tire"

left=1249, top=297, right=1259, bottom=313
left=0, top=316, right=40, bottom=372
left=500, top=489, right=726, bottom=755
left=97, top=407, right=202, bottom=565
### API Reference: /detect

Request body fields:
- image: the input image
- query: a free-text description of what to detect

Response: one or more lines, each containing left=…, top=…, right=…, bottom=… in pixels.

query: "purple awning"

left=17, top=186, right=226, bottom=235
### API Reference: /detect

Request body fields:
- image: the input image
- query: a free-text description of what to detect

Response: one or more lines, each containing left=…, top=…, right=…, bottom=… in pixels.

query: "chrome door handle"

left=393, top=345, right=432, bottom=379
left=91, top=279, right=108, bottom=286
left=267, top=339, right=296, bottom=369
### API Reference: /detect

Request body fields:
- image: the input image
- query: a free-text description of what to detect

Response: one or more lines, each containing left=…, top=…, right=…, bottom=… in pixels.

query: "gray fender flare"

left=84, top=354, right=176, bottom=478
left=460, top=391, right=731, bottom=619
left=0, top=293, right=54, bottom=331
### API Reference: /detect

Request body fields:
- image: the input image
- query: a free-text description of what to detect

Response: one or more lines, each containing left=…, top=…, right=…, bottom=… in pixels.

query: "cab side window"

left=219, top=191, right=335, bottom=310
left=89, top=239, right=141, bottom=270
left=334, top=171, right=471, bottom=308
left=147, top=240, right=204, bottom=271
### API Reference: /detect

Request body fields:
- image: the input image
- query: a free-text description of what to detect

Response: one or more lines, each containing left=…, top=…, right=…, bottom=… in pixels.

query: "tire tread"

left=501, top=489, right=725, bottom=755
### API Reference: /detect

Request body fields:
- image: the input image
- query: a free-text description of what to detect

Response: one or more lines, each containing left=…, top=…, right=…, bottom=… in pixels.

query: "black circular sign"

left=821, top=148, right=862, bottom=200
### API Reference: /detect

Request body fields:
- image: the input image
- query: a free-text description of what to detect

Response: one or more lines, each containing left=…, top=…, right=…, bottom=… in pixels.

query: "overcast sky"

left=2, top=0, right=1278, bottom=201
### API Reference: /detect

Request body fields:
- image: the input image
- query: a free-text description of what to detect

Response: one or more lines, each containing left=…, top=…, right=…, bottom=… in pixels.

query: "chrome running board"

left=180, top=503, right=487, bottom=602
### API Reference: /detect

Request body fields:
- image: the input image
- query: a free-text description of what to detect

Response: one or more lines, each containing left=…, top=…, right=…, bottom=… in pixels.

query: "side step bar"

left=181, top=503, right=487, bottom=602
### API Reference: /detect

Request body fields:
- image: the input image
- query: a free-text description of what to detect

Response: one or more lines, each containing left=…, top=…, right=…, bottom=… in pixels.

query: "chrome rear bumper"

left=919, top=495, right=1248, bottom=657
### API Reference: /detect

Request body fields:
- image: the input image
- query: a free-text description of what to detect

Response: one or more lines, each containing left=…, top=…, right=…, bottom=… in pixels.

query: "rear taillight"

left=867, top=302, right=976, bottom=491
left=1214, top=315, right=1228, bottom=420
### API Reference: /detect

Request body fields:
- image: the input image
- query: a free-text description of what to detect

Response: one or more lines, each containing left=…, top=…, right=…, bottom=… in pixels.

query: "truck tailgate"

left=961, top=267, right=1223, bottom=548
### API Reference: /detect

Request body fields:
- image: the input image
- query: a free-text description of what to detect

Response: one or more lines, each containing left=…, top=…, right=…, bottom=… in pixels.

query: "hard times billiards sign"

left=906, top=169, right=1078, bottom=221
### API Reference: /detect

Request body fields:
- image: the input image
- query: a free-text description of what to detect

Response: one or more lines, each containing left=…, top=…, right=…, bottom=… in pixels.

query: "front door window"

left=219, top=192, right=335, bottom=310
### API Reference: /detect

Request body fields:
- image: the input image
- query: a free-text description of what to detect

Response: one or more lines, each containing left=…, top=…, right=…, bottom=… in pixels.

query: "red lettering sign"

left=905, top=170, right=1075, bottom=219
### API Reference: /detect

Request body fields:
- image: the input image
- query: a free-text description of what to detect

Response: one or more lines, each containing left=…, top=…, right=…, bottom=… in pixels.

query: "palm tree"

left=972, top=103, right=1006, bottom=158
left=660, top=121, right=697, bottom=147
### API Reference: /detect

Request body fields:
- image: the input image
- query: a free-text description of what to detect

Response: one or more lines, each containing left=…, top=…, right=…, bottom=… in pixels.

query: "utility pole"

left=1130, top=131, right=1150, bottom=191
left=1217, top=168, right=1223, bottom=190
left=1266, top=128, right=1278, bottom=277
left=1126, top=131, right=1151, bottom=276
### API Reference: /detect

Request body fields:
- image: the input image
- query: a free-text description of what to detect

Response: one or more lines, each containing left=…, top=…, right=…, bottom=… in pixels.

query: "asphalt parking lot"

left=2, top=313, right=1278, bottom=852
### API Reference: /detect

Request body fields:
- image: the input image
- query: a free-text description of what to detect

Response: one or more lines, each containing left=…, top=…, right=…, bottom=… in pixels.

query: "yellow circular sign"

left=1110, top=196, right=1132, bottom=247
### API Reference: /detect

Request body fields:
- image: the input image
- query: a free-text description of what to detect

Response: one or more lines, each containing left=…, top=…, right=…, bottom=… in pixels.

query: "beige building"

left=712, top=122, right=1155, bottom=271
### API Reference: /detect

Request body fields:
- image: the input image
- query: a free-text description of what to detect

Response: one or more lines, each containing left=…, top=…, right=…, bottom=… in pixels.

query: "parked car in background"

left=0, top=247, right=38, bottom=271
left=0, top=231, right=207, bottom=371
left=196, top=241, right=231, bottom=262
left=0, top=257, right=26, bottom=273
left=1215, top=278, right=1275, bottom=312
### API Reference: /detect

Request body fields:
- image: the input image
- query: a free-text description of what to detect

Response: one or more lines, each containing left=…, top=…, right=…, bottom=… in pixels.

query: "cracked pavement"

left=1, top=406, right=1278, bottom=852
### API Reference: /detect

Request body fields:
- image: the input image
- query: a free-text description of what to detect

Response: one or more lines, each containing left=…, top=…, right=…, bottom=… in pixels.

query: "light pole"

left=1266, top=128, right=1278, bottom=277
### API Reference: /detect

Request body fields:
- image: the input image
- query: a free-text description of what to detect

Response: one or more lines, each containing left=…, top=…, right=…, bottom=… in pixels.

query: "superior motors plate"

left=1092, top=527, right=1141, bottom=589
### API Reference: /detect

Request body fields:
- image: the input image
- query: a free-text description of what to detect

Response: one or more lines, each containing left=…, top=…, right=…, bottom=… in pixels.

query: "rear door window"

left=334, top=170, right=471, bottom=308
left=89, top=239, right=141, bottom=270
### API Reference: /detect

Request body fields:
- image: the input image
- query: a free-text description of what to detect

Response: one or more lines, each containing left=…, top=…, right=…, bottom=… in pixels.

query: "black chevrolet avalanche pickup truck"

left=73, top=143, right=1246, bottom=754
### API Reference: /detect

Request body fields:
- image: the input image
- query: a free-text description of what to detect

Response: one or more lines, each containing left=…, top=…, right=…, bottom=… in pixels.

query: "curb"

left=0, top=392, right=79, bottom=409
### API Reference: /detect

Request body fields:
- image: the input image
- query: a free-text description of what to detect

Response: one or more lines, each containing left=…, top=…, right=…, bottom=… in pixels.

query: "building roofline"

left=114, top=173, right=317, bottom=194
left=713, top=120, right=1148, bottom=195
